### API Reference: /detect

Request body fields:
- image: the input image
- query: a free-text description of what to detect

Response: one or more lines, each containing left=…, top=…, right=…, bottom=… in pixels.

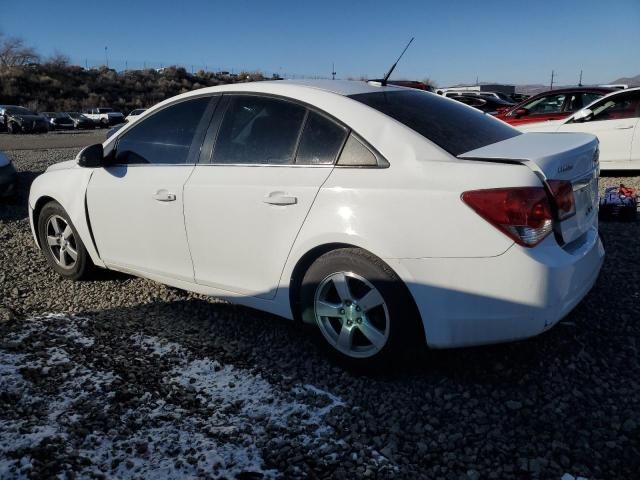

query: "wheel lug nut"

left=339, top=309, right=345, bottom=315
left=356, top=306, right=361, bottom=312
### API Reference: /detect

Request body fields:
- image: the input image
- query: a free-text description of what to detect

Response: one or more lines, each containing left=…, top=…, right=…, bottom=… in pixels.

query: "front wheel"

left=300, top=248, right=421, bottom=369
left=7, top=122, right=19, bottom=134
left=37, top=202, right=93, bottom=280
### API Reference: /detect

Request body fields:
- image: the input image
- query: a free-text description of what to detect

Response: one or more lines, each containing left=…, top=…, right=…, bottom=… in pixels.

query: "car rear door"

left=86, top=95, right=217, bottom=281
left=183, top=94, right=348, bottom=298
left=555, top=91, right=640, bottom=164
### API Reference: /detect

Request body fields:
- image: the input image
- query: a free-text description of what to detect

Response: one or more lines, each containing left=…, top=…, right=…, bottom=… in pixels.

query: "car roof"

left=529, top=86, right=614, bottom=97
left=186, top=79, right=406, bottom=98
left=592, top=86, right=640, bottom=102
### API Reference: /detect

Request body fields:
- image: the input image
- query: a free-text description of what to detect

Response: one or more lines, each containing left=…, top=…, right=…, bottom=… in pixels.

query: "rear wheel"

left=37, top=202, right=93, bottom=280
left=300, top=248, right=421, bottom=369
left=100, top=118, right=109, bottom=128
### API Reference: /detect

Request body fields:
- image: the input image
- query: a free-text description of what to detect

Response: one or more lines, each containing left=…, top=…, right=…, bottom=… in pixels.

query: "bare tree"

left=0, top=32, right=39, bottom=68
left=46, top=51, right=70, bottom=68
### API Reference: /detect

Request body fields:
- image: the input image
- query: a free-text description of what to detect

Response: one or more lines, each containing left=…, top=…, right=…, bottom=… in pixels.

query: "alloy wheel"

left=45, top=215, right=78, bottom=269
left=314, top=272, right=390, bottom=358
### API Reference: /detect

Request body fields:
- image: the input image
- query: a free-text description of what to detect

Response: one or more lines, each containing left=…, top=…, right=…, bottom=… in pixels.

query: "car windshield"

left=98, top=108, right=113, bottom=113
left=67, top=112, right=80, bottom=118
left=6, top=106, right=36, bottom=115
left=349, top=90, right=520, bottom=156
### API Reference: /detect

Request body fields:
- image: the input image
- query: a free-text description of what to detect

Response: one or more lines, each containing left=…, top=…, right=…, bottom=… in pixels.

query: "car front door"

left=86, top=95, right=216, bottom=281
left=556, top=91, right=640, bottom=164
left=184, top=95, right=348, bottom=298
left=506, top=92, right=569, bottom=125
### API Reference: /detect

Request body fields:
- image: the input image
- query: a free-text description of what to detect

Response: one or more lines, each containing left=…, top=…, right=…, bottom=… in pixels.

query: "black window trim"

left=198, top=92, right=388, bottom=168
left=107, top=93, right=220, bottom=167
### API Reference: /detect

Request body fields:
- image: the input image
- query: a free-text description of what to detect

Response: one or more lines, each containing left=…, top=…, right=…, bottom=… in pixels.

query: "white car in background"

left=125, top=108, right=146, bottom=122
left=519, top=87, right=640, bottom=170
left=28, top=80, right=604, bottom=367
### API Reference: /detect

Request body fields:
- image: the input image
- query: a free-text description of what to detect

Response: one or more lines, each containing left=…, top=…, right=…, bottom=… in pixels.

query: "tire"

left=100, top=118, right=109, bottom=128
left=37, top=202, right=93, bottom=280
left=300, top=248, right=422, bottom=369
left=7, top=122, right=19, bottom=134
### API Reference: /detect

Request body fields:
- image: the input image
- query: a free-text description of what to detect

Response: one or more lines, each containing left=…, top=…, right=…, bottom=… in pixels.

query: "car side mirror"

left=572, top=108, right=593, bottom=123
left=513, top=108, right=529, bottom=118
left=77, top=143, right=104, bottom=168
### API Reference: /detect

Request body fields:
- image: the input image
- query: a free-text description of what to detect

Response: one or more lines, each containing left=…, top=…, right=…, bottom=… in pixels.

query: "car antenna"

left=380, top=37, right=414, bottom=86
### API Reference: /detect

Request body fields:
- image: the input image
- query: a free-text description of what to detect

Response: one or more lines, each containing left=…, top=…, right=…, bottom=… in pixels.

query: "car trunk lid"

left=459, top=132, right=599, bottom=245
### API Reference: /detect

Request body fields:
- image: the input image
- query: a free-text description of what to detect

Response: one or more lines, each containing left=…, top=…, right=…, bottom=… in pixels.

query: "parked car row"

left=519, top=87, right=640, bottom=170
left=0, top=105, right=132, bottom=133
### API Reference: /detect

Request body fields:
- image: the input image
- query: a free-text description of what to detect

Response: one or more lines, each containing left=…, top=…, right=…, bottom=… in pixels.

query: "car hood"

left=46, top=160, right=78, bottom=172
left=517, top=120, right=564, bottom=132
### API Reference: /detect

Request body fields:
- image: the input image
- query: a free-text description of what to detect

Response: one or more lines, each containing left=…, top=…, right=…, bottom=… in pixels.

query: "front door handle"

left=615, top=125, right=634, bottom=130
left=263, top=191, right=297, bottom=206
left=153, top=189, right=176, bottom=202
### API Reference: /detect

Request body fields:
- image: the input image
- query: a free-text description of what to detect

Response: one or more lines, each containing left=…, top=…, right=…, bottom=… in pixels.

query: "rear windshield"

left=349, top=90, right=520, bottom=156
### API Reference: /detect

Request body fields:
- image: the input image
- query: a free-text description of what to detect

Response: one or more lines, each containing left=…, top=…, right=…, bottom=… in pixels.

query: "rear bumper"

left=0, top=163, right=17, bottom=197
left=389, top=227, right=604, bottom=348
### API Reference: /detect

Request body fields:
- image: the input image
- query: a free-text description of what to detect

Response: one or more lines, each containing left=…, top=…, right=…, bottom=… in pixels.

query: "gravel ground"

left=0, top=130, right=105, bottom=151
left=1, top=138, right=639, bottom=479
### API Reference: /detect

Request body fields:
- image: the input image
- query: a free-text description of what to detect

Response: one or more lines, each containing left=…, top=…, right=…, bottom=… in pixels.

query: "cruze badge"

left=557, top=164, right=574, bottom=174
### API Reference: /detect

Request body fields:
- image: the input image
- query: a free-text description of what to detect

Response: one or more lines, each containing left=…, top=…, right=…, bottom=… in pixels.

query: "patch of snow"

left=1, top=315, right=393, bottom=479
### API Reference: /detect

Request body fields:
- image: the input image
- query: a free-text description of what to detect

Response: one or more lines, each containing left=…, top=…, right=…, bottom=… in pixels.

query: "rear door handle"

left=263, top=191, right=297, bottom=206
left=153, top=189, right=176, bottom=202
left=615, top=125, right=634, bottom=130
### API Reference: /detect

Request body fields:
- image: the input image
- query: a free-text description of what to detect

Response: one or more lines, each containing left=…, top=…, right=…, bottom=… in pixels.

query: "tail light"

left=462, top=187, right=553, bottom=247
left=547, top=180, right=576, bottom=220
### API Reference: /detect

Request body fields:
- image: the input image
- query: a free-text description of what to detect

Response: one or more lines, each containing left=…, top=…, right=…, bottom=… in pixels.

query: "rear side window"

left=349, top=90, right=519, bottom=156
left=115, top=97, right=210, bottom=164
left=295, top=112, right=348, bottom=165
left=213, top=96, right=306, bottom=165
left=337, top=135, right=378, bottom=166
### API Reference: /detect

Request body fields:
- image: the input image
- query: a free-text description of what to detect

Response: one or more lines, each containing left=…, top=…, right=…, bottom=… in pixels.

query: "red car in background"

left=494, top=87, right=614, bottom=126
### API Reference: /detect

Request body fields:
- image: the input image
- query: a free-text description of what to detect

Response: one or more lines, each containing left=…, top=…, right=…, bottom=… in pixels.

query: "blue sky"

left=1, top=0, right=638, bottom=86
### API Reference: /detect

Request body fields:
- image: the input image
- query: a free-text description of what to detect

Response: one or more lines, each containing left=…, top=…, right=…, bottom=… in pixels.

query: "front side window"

left=213, top=96, right=306, bottom=165
left=521, top=94, right=566, bottom=115
left=350, top=90, right=520, bottom=156
left=295, top=112, right=348, bottom=165
left=587, top=93, right=640, bottom=122
left=114, top=96, right=210, bottom=165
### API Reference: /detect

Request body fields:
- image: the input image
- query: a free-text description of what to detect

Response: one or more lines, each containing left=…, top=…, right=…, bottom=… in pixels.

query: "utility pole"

left=125, top=60, right=128, bottom=72
left=578, top=70, right=583, bottom=87
left=332, top=63, right=336, bottom=80
left=550, top=70, right=556, bottom=90
left=476, top=75, right=479, bottom=85
left=105, top=46, right=109, bottom=68
left=85, top=59, right=88, bottom=69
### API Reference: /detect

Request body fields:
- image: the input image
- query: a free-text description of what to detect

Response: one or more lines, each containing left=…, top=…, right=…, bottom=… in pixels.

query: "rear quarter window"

left=349, top=90, right=520, bottom=156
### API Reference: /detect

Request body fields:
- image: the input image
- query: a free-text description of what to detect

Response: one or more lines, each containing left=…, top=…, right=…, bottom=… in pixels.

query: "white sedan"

left=519, top=87, right=640, bottom=170
left=28, top=80, right=604, bottom=367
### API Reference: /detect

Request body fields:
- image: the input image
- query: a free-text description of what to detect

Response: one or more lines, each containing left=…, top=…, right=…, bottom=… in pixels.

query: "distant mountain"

left=609, top=74, right=640, bottom=86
